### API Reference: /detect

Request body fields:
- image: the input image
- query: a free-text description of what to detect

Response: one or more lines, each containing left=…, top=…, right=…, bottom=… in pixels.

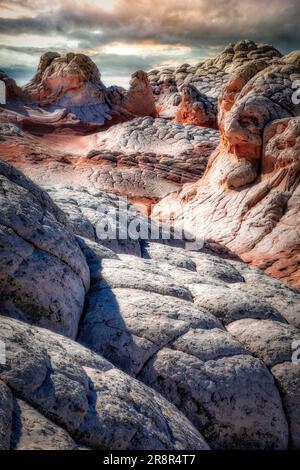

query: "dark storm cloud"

left=1, top=0, right=300, bottom=86
left=1, top=0, right=300, bottom=50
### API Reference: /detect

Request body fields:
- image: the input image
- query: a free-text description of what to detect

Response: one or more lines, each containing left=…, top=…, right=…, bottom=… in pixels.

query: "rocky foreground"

left=0, top=40, right=300, bottom=450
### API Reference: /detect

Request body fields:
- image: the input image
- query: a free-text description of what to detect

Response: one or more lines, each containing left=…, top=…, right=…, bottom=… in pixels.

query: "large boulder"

left=23, top=52, right=115, bottom=125
left=0, top=160, right=89, bottom=338
left=271, top=363, right=300, bottom=450
left=121, top=70, right=156, bottom=117
left=23, top=52, right=102, bottom=104
left=154, top=52, right=300, bottom=288
left=0, top=317, right=209, bottom=450
left=175, top=85, right=218, bottom=129
left=0, top=381, right=12, bottom=450
left=11, top=399, right=78, bottom=450
left=0, top=70, right=25, bottom=100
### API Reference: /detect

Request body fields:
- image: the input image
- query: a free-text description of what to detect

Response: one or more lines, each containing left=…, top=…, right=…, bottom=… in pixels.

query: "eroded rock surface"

left=23, top=52, right=116, bottom=125
left=1, top=41, right=300, bottom=451
left=0, top=160, right=89, bottom=337
left=154, top=50, right=300, bottom=287
left=150, top=40, right=282, bottom=121
left=175, top=85, right=218, bottom=129
left=0, top=116, right=219, bottom=207
left=95, top=116, right=219, bottom=157
left=0, top=381, right=12, bottom=450
left=0, top=317, right=208, bottom=450
left=2, top=52, right=157, bottom=128
left=11, top=399, right=79, bottom=450
left=271, top=363, right=300, bottom=449
left=78, top=246, right=297, bottom=450
left=0, top=166, right=299, bottom=450
left=0, top=70, right=25, bottom=100
left=227, top=319, right=300, bottom=449
left=121, top=70, right=156, bottom=117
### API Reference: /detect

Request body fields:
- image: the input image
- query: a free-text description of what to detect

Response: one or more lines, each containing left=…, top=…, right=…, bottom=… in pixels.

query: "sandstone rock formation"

left=0, top=160, right=89, bottom=337
left=228, top=319, right=300, bottom=448
left=0, top=316, right=208, bottom=450
left=121, top=70, right=156, bottom=117
left=154, top=48, right=300, bottom=287
left=77, top=241, right=298, bottom=449
left=0, top=71, right=24, bottom=100
left=0, top=162, right=299, bottom=449
left=94, top=117, right=219, bottom=157
left=1, top=52, right=157, bottom=128
left=149, top=40, right=282, bottom=121
left=0, top=41, right=300, bottom=451
left=23, top=52, right=115, bottom=125
left=175, top=85, right=218, bottom=129
left=0, top=116, right=218, bottom=211
left=18, top=52, right=155, bottom=125
left=13, top=170, right=296, bottom=450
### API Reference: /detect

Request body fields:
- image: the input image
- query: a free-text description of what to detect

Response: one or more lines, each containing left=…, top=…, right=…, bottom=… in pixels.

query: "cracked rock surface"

left=154, top=50, right=300, bottom=287
left=0, top=40, right=300, bottom=451
left=0, top=160, right=89, bottom=338
left=78, top=247, right=295, bottom=450
left=227, top=319, right=300, bottom=449
left=0, top=117, right=218, bottom=206
left=150, top=40, right=282, bottom=121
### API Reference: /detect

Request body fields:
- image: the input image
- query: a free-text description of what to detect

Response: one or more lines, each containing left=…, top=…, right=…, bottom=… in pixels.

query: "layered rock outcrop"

left=0, top=117, right=218, bottom=210
left=1, top=53, right=156, bottom=127
left=23, top=52, right=114, bottom=125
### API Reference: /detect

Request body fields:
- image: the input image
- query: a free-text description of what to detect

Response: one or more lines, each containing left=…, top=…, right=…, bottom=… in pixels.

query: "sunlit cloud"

left=0, top=0, right=299, bottom=87
left=100, top=41, right=191, bottom=57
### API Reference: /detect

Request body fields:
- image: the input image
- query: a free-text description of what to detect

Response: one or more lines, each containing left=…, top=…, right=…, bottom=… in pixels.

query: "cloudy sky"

left=0, top=0, right=300, bottom=88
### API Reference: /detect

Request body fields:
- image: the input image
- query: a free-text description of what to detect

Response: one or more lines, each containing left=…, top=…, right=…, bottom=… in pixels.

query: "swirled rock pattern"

left=23, top=52, right=116, bottom=125
left=2, top=52, right=156, bottom=127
